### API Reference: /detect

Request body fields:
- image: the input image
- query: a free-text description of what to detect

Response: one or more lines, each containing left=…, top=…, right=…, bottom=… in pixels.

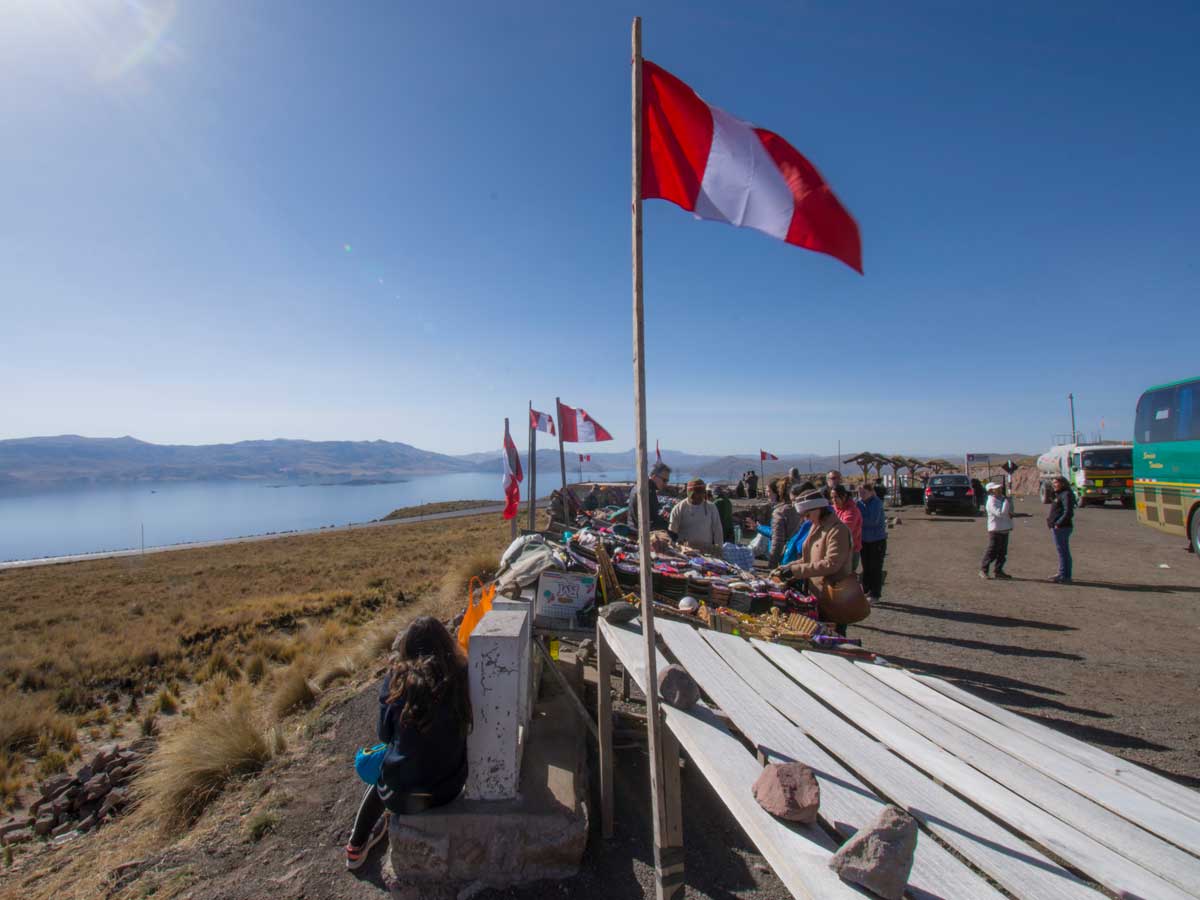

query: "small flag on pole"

left=530, top=408, right=556, bottom=435
left=642, top=60, right=862, bottom=273
left=502, top=421, right=523, bottom=520
left=556, top=401, right=613, bottom=443
left=760, top=449, right=778, bottom=461
left=579, top=454, right=591, bottom=463
left=656, top=439, right=662, bottom=463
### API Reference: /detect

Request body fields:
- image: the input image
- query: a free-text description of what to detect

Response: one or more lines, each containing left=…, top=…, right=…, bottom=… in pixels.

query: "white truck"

left=1036, top=442, right=1134, bottom=507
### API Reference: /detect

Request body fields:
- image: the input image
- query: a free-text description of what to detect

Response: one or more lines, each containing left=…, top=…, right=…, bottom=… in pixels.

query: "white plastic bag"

left=748, top=532, right=770, bottom=559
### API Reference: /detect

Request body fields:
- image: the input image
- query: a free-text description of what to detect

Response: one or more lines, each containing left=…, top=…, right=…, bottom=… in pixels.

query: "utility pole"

left=1068, top=393, right=1077, bottom=443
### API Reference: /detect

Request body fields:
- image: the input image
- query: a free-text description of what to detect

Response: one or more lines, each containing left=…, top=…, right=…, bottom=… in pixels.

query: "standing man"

left=979, top=482, right=1013, bottom=580
left=629, top=462, right=671, bottom=532
left=745, top=469, right=759, bottom=499
left=857, top=483, right=887, bottom=602
left=668, top=478, right=724, bottom=552
left=768, top=483, right=805, bottom=568
left=710, top=486, right=735, bottom=544
left=825, top=470, right=844, bottom=497
left=1047, top=475, right=1075, bottom=584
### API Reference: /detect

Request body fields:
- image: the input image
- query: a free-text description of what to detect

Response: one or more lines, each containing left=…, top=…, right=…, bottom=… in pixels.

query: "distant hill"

left=0, top=435, right=482, bottom=487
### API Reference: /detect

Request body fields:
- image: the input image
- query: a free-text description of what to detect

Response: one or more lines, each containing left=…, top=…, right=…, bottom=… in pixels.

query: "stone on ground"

left=657, top=664, right=700, bottom=710
left=828, top=804, right=917, bottom=900
left=752, top=762, right=820, bottom=823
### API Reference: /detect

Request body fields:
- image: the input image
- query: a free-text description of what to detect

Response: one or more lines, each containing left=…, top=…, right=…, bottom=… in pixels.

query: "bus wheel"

left=1040, top=485, right=1052, bottom=503
left=1190, top=508, right=1200, bottom=556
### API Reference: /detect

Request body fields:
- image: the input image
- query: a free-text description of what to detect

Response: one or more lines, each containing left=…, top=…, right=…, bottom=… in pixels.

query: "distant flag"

left=642, top=60, right=862, bottom=273
left=579, top=454, right=591, bottom=463
left=656, top=439, right=662, bottom=463
left=530, top=408, right=556, bottom=436
left=760, top=449, right=779, bottom=461
left=501, top=420, right=523, bottom=520
left=556, top=401, right=613, bottom=443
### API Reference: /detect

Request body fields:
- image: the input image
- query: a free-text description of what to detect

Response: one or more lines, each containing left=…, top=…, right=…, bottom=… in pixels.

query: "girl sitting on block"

left=346, top=616, right=472, bottom=870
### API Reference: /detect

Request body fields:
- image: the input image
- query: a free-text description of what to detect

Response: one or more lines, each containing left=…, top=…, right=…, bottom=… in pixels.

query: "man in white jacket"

left=980, top=482, right=1014, bottom=580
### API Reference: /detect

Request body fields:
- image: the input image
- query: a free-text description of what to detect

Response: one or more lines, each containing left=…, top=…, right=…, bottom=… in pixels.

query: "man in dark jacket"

left=629, top=462, right=671, bottom=531
left=1047, top=476, right=1076, bottom=583
left=745, top=470, right=758, bottom=499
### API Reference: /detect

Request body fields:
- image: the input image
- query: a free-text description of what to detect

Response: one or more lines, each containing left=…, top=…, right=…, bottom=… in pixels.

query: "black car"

left=924, top=474, right=977, bottom=515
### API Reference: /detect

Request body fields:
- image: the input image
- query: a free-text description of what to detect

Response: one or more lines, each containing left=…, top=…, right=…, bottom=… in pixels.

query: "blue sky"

left=2, top=1, right=1197, bottom=456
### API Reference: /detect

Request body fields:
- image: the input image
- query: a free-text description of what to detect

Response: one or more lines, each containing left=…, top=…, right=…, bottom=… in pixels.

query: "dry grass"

left=135, top=693, right=276, bottom=832
left=270, top=665, right=316, bottom=720
left=0, top=507, right=531, bottom=810
left=438, top=546, right=502, bottom=610
left=0, top=752, right=22, bottom=809
left=315, top=656, right=356, bottom=690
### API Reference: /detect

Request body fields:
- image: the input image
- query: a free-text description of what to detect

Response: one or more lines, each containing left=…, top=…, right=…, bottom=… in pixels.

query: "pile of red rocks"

left=0, top=741, right=148, bottom=848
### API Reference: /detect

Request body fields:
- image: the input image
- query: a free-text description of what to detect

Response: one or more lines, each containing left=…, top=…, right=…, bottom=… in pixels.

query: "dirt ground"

left=2, top=502, right=1196, bottom=900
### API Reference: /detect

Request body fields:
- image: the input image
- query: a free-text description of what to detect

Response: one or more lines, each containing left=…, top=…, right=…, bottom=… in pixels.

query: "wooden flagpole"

left=528, top=402, right=537, bottom=532
left=631, top=17, right=682, bottom=899
left=556, top=396, right=568, bottom=522
left=506, top=417, right=517, bottom=540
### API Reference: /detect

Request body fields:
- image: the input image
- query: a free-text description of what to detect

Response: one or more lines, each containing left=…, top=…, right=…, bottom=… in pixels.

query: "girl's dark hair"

left=387, top=616, right=472, bottom=735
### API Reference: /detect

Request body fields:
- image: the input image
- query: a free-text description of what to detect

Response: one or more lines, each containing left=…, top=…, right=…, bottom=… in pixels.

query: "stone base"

left=383, top=688, right=587, bottom=895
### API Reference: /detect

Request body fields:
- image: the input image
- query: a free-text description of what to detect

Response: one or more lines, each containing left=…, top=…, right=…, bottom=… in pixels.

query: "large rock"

left=33, top=815, right=55, bottom=836
left=828, top=805, right=917, bottom=900
left=656, top=664, right=700, bottom=710
left=0, top=816, right=32, bottom=838
left=752, top=763, right=820, bottom=823
left=1, top=828, right=33, bottom=846
left=598, top=603, right=638, bottom=624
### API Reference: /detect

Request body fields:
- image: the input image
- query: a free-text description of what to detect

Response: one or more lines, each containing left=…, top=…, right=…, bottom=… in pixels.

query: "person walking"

left=979, top=482, right=1013, bottom=580
left=856, top=483, right=887, bottom=602
left=1047, top=475, right=1075, bottom=583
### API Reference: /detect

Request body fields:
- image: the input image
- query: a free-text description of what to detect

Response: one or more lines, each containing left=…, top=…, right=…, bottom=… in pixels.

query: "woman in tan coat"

left=773, top=494, right=869, bottom=633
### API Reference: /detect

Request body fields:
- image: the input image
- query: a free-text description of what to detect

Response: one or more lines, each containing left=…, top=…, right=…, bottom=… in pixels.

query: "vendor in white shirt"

left=669, top=478, right=724, bottom=553
left=980, top=481, right=1014, bottom=580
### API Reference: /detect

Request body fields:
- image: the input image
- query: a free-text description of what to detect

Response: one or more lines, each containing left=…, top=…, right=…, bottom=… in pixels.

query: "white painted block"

left=465, top=608, right=530, bottom=800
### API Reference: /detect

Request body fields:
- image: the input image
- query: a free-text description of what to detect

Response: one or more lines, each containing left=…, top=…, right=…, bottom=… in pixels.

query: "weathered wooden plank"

left=598, top=620, right=864, bottom=900
left=915, top=672, right=1200, bottom=825
left=596, top=625, right=615, bottom=839
left=785, top=650, right=1193, bottom=900
left=855, top=662, right=1200, bottom=858
left=738, top=636, right=1098, bottom=900
left=656, top=621, right=1005, bottom=900
left=824, top=657, right=1200, bottom=897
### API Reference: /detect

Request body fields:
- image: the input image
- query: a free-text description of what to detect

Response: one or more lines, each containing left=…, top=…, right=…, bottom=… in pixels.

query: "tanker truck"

left=1036, top=442, right=1134, bottom=507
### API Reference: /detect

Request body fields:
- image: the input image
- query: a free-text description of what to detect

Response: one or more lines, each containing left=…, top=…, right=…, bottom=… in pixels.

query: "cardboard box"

left=534, top=571, right=597, bottom=625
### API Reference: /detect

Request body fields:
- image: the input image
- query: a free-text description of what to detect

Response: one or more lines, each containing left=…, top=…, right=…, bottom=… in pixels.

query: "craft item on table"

left=594, top=543, right=622, bottom=607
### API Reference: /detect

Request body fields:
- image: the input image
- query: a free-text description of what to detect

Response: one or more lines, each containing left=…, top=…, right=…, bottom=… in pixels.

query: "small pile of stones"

left=0, top=741, right=149, bottom=847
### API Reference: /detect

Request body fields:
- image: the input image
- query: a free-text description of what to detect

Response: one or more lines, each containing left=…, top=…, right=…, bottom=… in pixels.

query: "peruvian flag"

left=501, top=421, right=523, bottom=520
left=530, top=408, right=556, bottom=436
left=579, top=454, right=591, bottom=463
left=556, top=401, right=613, bottom=443
left=656, top=439, right=662, bottom=463
left=760, top=449, right=779, bottom=461
left=642, top=60, right=862, bottom=274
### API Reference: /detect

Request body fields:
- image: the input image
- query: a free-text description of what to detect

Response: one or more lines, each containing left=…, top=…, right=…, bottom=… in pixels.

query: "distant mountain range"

left=0, top=435, right=1033, bottom=489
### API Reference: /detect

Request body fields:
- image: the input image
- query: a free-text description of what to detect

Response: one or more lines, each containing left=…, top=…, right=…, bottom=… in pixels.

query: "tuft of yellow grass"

left=316, top=656, right=356, bottom=690
left=438, top=547, right=501, bottom=611
left=270, top=665, right=316, bottom=720
left=156, top=689, right=179, bottom=715
left=135, top=695, right=276, bottom=832
left=244, top=654, right=267, bottom=684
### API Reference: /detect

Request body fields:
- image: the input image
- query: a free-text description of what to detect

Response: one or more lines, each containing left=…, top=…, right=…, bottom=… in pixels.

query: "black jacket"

left=376, top=675, right=468, bottom=811
left=1047, top=488, right=1075, bottom=529
left=628, top=482, right=669, bottom=530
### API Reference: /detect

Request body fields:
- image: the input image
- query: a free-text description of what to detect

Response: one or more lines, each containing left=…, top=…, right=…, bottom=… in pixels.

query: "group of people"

left=734, top=470, right=759, bottom=498
left=979, top=475, right=1075, bottom=583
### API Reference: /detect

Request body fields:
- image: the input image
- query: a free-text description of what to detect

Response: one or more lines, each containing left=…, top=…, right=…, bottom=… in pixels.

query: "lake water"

left=0, top=470, right=642, bottom=562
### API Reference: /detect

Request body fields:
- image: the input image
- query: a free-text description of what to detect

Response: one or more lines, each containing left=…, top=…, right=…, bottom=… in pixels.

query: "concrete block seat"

left=383, top=688, right=587, bottom=890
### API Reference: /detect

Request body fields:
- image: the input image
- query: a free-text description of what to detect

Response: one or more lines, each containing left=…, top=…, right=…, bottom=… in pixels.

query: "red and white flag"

left=502, top=421, right=523, bottom=520
left=656, top=439, right=662, bottom=463
left=530, top=408, right=555, bottom=436
left=760, top=449, right=778, bottom=461
left=556, top=401, right=613, bottom=443
left=579, top=454, right=591, bottom=463
left=642, top=60, right=862, bottom=274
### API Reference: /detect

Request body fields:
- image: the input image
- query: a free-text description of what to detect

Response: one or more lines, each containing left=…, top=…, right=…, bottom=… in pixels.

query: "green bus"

left=1133, top=376, right=1200, bottom=556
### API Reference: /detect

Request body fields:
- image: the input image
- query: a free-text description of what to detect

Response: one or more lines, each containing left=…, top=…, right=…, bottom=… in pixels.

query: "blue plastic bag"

left=354, top=743, right=387, bottom=785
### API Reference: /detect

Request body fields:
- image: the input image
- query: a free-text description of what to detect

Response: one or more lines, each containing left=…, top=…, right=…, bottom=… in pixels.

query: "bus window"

left=1136, top=386, right=1177, bottom=443
left=1179, top=383, right=1196, bottom=441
